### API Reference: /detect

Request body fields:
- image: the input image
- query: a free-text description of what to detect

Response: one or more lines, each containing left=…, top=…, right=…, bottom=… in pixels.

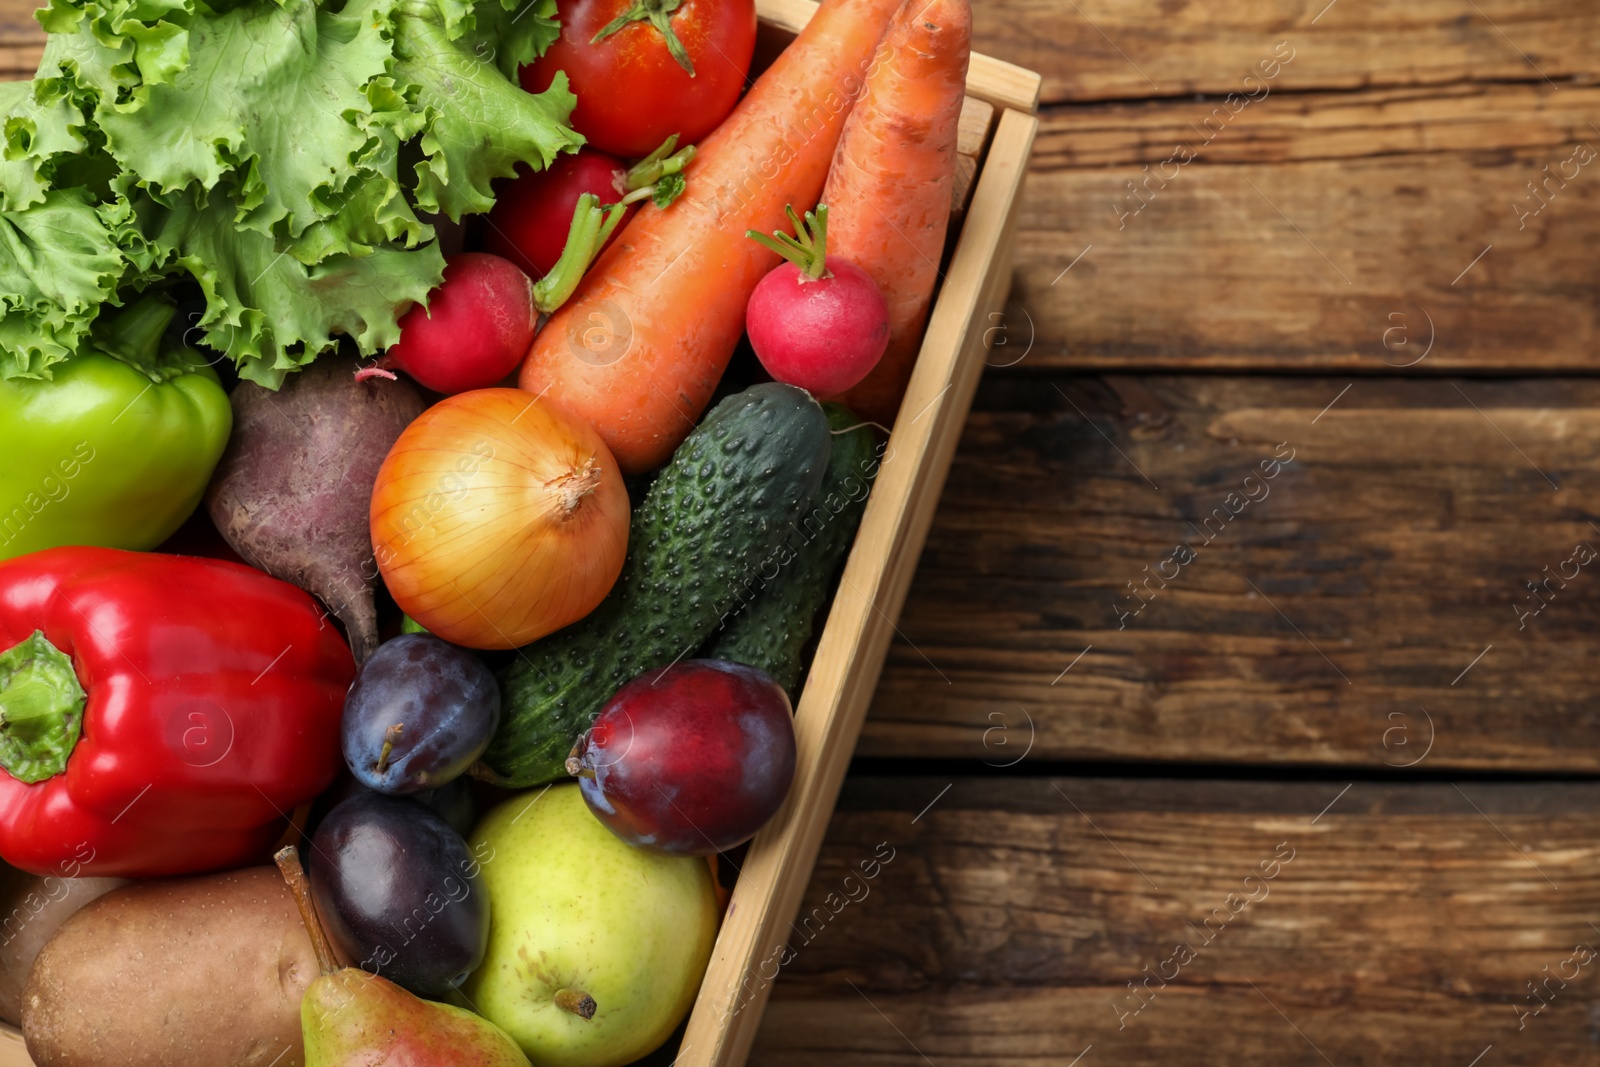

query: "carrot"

left=519, top=0, right=906, bottom=474
left=824, top=0, right=972, bottom=425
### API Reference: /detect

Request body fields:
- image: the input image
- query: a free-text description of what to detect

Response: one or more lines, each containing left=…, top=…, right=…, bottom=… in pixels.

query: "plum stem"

left=274, top=846, right=341, bottom=976
left=554, top=988, right=598, bottom=1019
left=375, top=723, right=404, bottom=774
left=746, top=204, right=832, bottom=280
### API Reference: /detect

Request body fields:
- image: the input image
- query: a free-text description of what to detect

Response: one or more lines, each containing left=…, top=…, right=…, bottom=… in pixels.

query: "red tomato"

left=521, top=0, right=756, bottom=159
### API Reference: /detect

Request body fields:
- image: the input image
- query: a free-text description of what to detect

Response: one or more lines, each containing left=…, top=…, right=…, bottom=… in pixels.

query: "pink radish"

left=745, top=204, right=889, bottom=396
left=480, top=137, right=697, bottom=280
left=372, top=253, right=535, bottom=393
left=363, top=189, right=643, bottom=394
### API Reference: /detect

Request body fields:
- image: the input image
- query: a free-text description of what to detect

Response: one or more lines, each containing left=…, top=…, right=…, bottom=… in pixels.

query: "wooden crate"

left=0, top=0, right=1038, bottom=1061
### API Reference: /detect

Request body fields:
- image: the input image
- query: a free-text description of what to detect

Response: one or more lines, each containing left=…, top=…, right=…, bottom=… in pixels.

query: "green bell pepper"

left=0, top=296, right=231, bottom=561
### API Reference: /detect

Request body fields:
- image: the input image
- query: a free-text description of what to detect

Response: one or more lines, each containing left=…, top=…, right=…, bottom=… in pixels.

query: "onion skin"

left=370, top=389, right=629, bottom=650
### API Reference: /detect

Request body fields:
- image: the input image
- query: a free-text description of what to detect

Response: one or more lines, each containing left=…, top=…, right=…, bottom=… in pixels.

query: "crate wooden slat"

left=675, top=23, right=1039, bottom=1064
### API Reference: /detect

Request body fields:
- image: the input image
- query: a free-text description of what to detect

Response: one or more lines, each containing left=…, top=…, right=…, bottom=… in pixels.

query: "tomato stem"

left=591, top=0, right=697, bottom=76
left=746, top=203, right=831, bottom=280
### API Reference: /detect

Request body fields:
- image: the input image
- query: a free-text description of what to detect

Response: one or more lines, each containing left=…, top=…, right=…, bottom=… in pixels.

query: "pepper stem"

left=746, top=204, right=831, bottom=280
left=90, top=295, right=181, bottom=381
left=274, top=846, right=342, bottom=976
left=0, top=631, right=86, bottom=785
left=591, top=0, right=696, bottom=76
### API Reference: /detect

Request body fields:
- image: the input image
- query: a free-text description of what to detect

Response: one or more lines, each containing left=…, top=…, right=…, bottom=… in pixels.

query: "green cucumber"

left=704, top=404, right=879, bottom=693
left=482, top=382, right=831, bottom=786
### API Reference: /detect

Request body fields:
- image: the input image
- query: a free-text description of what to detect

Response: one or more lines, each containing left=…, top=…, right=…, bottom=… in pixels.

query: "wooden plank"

left=974, top=0, right=1600, bottom=105
left=861, top=375, right=1600, bottom=772
left=754, top=0, right=1040, bottom=113
left=1013, top=82, right=1600, bottom=372
left=752, top=776, right=1600, bottom=1066
left=0, top=0, right=38, bottom=80
left=678, top=106, right=1038, bottom=1067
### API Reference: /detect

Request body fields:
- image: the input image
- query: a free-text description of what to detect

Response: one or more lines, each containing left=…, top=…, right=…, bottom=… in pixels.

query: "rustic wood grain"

left=861, top=375, right=1600, bottom=771
left=1013, top=81, right=1600, bottom=372
left=0, top=0, right=37, bottom=80
left=975, top=0, right=1600, bottom=105
left=752, top=776, right=1600, bottom=1066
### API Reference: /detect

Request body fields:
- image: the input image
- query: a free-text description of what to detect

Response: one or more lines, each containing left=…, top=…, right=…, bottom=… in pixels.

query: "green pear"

left=463, top=784, right=720, bottom=1067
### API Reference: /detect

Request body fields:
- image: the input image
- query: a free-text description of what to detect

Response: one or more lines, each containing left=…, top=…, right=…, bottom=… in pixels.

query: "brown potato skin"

left=0, top=866, right=126, bottom=1024
left=21, top=867, right=316, bottom=1067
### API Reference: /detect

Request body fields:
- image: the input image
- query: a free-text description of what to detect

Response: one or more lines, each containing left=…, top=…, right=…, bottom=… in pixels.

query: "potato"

left=22, top=867, right=317, bottom=1067
left=0, top=865, right=126, bottom=1024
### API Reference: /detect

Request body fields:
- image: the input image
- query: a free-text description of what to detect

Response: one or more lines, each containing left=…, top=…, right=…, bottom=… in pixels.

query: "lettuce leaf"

left=0, top=0, right=577, bottom=384
left=395, top=0, right=580, bottom=220
left=148, top=193, right=445, bottom=387
left=94, top=0, right=400, bottom=241
left=0, top=187, right=125, bottom=377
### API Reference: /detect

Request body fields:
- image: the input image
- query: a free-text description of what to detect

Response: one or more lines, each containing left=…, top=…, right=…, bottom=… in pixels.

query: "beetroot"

left=745, top=204, right=889, bottom=395
left=566, top=660, right=796, bottom=855
left=207, top=358, right=426, bottom=663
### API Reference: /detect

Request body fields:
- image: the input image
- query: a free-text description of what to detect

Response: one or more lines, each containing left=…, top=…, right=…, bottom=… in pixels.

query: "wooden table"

left=749, top=2, right=1600, bottom=1064
left=4, top=1, right=1598, bottom=1063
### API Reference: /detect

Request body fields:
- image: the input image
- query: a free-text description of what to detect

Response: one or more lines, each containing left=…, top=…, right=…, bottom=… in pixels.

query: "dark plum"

left=566, top=659, right=796, bottom=855
left=342, top=633, right=499, bottom=794
left=308, top=792, right=489, bottom=998
left=309, top=774, right=477, bottom=838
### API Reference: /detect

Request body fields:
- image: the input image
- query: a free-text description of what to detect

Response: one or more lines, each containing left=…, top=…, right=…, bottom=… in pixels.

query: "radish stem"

left=533, top=193, right=607, bottom=314
left=747, top=203, right=832, bottom=280
left=624, top=135, right=697, bottom=191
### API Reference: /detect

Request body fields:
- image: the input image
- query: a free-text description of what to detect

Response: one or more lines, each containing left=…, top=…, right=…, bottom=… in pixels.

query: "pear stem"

left=274, top=845, right=341, bottom=976
left=554, top=988, right=597, bottom=1019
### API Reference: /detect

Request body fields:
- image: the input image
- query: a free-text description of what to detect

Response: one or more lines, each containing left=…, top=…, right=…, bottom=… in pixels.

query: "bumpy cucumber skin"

left=484, top=383, right=831, bottom=786
left=705, top=404, right=879, bottom=693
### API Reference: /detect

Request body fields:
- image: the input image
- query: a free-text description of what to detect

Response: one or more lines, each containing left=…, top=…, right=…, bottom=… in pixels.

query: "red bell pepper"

left=0, top=547, right=355, bottom=877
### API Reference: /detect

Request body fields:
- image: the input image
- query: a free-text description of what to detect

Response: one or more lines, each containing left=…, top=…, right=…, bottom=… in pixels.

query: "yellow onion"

left=371, top=388, right=628, bottom=649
